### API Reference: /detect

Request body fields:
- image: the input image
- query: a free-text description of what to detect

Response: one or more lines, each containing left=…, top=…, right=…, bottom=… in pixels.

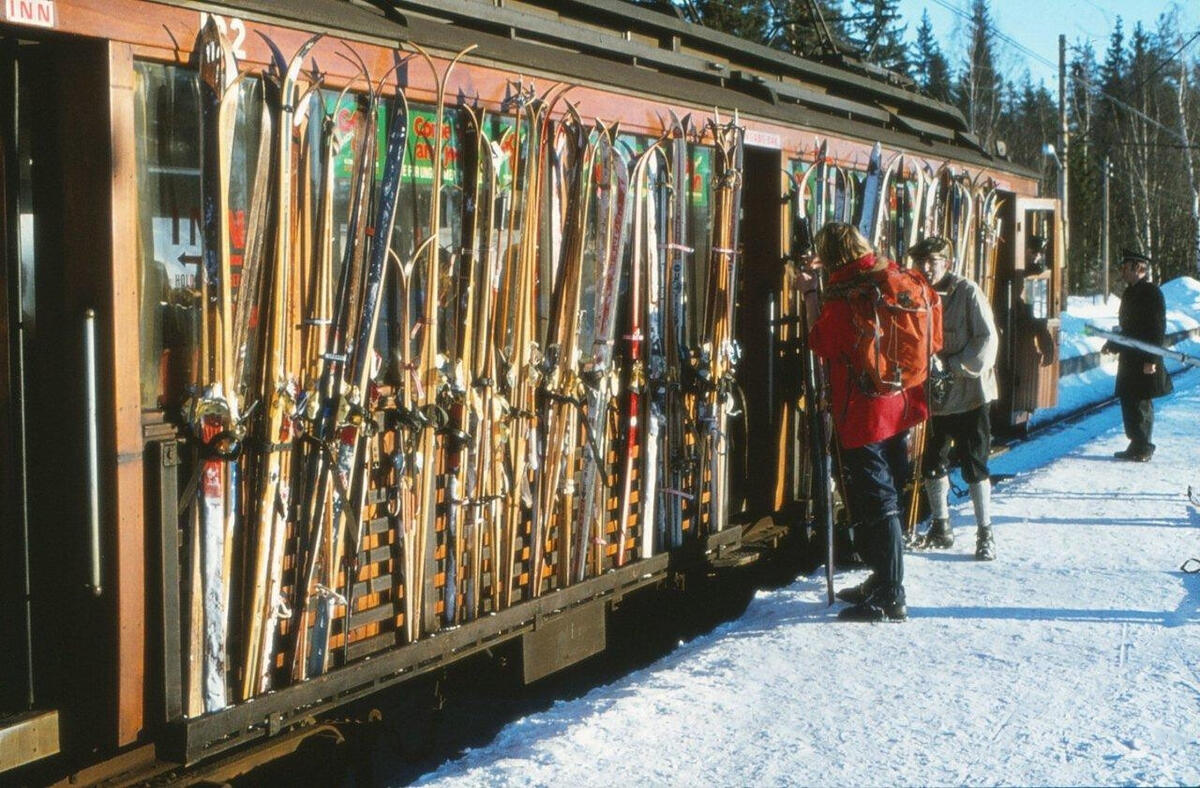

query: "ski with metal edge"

left=1084, top=326, right=1200, bottom=367
left=530, top=105, right=588, bottom=593
left=574, top=123, right=629, bottom=582
left=287, top=77, right=338, bottom=684
left=810, top=141, right=828, bottom=232
left=453, top=100, right=483, bottom=621
left=773, top=158, right=811, bottom=511
left=459, top=103, right=505, bottom=618
left=239, top=31, right=321, bottom=700
left=663, top=112, right=691, bottom=549
left=643, top=146, right=671, bottom=557
left=616, top=138, right=668, bottom=566
left=495, top=82, right=567, bottom=605
left=406, top=43, right=477, bottom=635
left=904, top=163, right=923, bottom=253
left=333, top=72, right=410, bottom=660
left=481, top=123, right=512, bottom=613
left=855, top=142, right=882, bottom=242
left=980, top=186, right=1003, bottom=301
left=291, top=66, right=377, bottom=681
left=873, top=150, right=902, bottom=251
left=294, top=67, right=379, bottom=679
left=190, top=17, right=243, bottom=714
left=700, top=111, right=744, bottom=535
left=387, top=235, right=434, bottom=642
left=803, top=274, right=836, bottom=603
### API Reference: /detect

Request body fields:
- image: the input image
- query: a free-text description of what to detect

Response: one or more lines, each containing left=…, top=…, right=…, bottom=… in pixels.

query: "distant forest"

left=667, top=0, right=1200, bottom=290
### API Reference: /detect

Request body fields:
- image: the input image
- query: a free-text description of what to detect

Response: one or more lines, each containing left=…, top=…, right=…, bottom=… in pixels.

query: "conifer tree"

left=675, top=0, right=771, bottom=44
left=763, top=0, right=850, bottom=57
left=953, top=0, right=1003, bottom=152
left=847, top=0, right=910, bottom=77
left=911, top=10, right=952, bottom=102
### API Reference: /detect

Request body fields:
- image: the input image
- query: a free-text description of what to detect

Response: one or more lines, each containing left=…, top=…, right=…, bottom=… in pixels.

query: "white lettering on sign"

left=744, top=129, right=782, bottom=150
left=199, top=12, right=248, bottom=60
left=4, top=0, right=56, bottom=28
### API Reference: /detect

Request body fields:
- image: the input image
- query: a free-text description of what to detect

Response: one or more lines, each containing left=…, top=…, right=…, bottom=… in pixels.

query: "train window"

left=389, top=101, right=463, bottom=381
left=134, top=63, right=433, bottom=412
left=1021, top=207, right=1056, bottom=320
left=602, top=134, right=711, bottom=351
left=1023, top=276, right=1050, bottom=320
left=134, top=62, right=201, bottom=412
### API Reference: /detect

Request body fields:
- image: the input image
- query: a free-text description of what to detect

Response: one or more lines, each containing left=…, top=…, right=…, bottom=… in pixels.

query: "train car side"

left=0, top=1, right=1060, bottom=781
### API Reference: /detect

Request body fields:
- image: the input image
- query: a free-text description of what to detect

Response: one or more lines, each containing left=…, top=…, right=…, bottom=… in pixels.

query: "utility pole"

left=1058, top=33, right=1070, bottom=296
left=1102, top=155, right=1110, bottom=302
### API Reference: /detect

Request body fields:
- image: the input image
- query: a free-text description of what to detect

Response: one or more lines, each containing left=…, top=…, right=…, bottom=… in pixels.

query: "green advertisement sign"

left=403, top=108, right=460, bottom=186
left=612, top=133, right=710, bottom=208
left=326, top=95, right=387, bottom=182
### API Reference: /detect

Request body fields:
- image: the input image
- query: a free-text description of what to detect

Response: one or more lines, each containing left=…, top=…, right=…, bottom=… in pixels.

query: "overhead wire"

left=925, top=0, right=1195, bottom=145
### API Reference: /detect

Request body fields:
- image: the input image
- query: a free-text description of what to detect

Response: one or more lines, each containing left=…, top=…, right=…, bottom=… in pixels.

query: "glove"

left=929, top=355, right=952, bottom=406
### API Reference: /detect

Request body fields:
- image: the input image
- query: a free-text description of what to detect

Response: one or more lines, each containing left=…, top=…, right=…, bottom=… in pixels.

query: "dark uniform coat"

left=1115, top=278, right=1173, bottom=400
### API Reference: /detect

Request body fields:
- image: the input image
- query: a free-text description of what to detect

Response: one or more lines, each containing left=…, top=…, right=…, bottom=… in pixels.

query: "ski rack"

left=150, top=434, right=742, bottom=764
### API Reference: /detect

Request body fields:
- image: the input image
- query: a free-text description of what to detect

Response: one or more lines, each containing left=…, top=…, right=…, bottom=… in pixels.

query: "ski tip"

left=256, top=31, right=286, bottom=71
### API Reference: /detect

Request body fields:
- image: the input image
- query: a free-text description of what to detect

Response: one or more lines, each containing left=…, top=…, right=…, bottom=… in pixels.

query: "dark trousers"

left=922, top=405, right=991, bottom=484
left=1120, top=396, right=1154, bottom=451
left=839, top=431, right=908, bottom=605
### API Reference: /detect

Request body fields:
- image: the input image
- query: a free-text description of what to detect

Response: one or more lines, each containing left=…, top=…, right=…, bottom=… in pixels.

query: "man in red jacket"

left=809, top=223, right=939, bottom=622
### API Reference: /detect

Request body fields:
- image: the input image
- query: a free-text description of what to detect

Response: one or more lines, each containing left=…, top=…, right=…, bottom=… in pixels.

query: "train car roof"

left=151, top=0, right=1039, bottom=178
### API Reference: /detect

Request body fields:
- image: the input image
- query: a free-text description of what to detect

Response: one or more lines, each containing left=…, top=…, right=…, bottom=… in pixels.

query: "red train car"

left=0, top=1, right=1061, bottom=781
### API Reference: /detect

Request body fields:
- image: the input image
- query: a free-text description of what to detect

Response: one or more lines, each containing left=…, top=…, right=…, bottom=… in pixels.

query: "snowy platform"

left=416, top=367, right=1200, bottom=787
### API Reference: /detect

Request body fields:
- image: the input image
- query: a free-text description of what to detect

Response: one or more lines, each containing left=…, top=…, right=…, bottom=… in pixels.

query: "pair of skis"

left=696, top=113, right=744, bottom=536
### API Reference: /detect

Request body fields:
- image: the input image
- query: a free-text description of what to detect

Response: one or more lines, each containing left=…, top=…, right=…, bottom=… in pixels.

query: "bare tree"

left=1175, top=47, right=1200, bottom=276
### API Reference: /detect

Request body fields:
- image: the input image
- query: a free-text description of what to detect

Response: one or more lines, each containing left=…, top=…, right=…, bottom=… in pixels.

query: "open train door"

left=736, top=139, right=784, bottom=518
left=997, top=196, right=1063, bottom=431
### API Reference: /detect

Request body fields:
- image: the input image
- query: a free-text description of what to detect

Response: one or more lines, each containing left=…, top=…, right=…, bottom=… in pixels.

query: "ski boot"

left=919, top=518, right=954, bottom=549
left=835, top=574, right=878, bottom=605
left=975, top=525, right=996, bottom=561
left=837, top=589, right=907, bottom=622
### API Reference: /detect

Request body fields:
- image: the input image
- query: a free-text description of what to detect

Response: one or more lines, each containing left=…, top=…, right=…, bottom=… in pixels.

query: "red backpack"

left=827, top=265, right=943, bottom=396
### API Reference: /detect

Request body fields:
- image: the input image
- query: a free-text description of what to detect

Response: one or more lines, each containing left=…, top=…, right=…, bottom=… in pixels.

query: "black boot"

left=975, top=525, right=996, bottom=561
left=919, top=517, right=954, bottom=549
left=837, top=514, right=906, bottom=621
left=835, top=574, right=878, bottom=604
left=837, top=589, right=908, bottom=622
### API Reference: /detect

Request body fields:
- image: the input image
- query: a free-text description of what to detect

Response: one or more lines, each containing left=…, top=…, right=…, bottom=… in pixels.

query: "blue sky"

left=893, top=0, right=1199, bottom=86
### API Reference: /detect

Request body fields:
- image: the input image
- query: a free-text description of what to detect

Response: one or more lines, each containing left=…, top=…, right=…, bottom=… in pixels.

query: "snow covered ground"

left=410, top=283, right=1200, bottom=788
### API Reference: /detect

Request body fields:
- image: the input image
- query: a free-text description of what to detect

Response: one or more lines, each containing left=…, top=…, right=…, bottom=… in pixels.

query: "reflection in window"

left=1023, top=276, right=1049, bottom=320
left=134, top=60, right=438, bottom=414
left=134, top=62, right=203, bottom=412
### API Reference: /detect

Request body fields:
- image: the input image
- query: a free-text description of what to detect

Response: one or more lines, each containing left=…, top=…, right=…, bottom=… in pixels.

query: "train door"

left=0, top=36, right=45, bottom=769
left=998, top=196, right=1062, bottom=429
left=0, top=29, right=145, bottom=775
left=736, top=142, right=784, bottom=517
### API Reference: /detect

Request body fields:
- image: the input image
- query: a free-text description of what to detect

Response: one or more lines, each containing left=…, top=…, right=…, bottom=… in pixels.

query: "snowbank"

left=1033, top=276, right=1200, bottom=427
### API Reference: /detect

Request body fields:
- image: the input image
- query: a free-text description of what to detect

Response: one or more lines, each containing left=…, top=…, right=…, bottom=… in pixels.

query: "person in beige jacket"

left=908, top=237, right=999, bottom=560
